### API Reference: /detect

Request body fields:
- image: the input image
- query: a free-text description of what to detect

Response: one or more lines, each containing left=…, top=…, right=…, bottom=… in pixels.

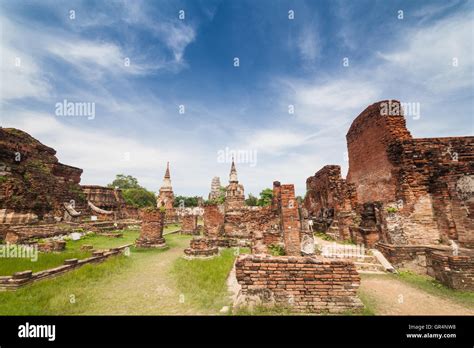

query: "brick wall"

left=280, top=184, right=301, bottom=256
left=136, top=209, right=166, bottom=247
left=203, top=205, right=224, bottom=238
left=304, top=165, right=357, bottom=240
left=235, top=254, right=363, bottom=313
left=426, top=250, right=474, bottom=291
left=181, top=214, right=198, bottom=234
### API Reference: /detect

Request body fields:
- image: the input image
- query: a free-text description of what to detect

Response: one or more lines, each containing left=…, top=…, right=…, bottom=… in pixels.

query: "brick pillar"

left=181, top=214, right=198, bottom=235
left=203, top=205, right=224, bottom=238
left=136, top=209, right=166, bottom=248
left=280, top=184, right=301, bottom=256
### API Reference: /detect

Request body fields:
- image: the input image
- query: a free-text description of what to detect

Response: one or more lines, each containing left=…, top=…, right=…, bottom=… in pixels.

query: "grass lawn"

left=0, top=231, right=182, bottom=315
left=394, top=270, right=474, bottom=307
left=171, top=248, right=238, bottom=312
left=0, top=229, right=141, bottom=276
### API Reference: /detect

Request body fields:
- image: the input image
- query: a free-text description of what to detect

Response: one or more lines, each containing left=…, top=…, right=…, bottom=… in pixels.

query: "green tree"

left=174, top=196, right=200, bottom=207
left=122, top=188, right=156, bottom=208
left=108, top=174, right=140, bottom=190
left=257, top=188, right=273, bottom=206
left=245, top=193, right=258, bottom=206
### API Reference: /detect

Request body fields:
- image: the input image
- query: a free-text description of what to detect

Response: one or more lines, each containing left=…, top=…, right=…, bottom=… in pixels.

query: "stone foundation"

left=235, top=254, right=363, bottom=313
left=37, top=240, right=66, bottom=253
left=427, top=250, right=474, bottom=291
left=184, top=237, right=219, bottom=258
left=377, top=243, right=474, bottom=290
left=136, top=209, right=166, bottom=248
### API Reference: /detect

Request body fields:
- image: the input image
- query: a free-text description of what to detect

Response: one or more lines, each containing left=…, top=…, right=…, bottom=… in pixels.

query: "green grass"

left=356, top=290, right=377, bottom=316
left=394, top=270, right=474, bottom=308
left=0, top=233, right=182, bottom=315
left=171, top=248, right=237, bottom=311
left=0, top=249, right=91, bottom=276
left=0, top=255, right=131, bottom=315
left=0, top=229, right=141, bottom=276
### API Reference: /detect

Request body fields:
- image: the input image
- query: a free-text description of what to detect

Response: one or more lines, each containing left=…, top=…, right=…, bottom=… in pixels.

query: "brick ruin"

left=208, top=176, right=221, bottom=200
left=235, top=255, right=363, bottom=313
left=0, top=127, right=140, bottom=243
left=135, top=208, right=166, bottom=248
left=180, top=214, right=199, bottom=235
left=0, top=128, right=85, bottom=224
left=184, top=237, right=219, bottom=258
left=303, top=100, right=473, bottom=289
left=232, top=181, right=363, bottom=313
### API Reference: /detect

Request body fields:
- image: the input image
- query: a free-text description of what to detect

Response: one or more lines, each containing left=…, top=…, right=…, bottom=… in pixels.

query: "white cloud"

left=297, top=26, right=320, bottom=64
left=376, top=11, right=473, bottom=93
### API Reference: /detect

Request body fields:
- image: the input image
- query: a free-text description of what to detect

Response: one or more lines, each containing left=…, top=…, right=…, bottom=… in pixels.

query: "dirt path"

left=360, top=275, right=474, bottom=315
left=78, top=235, right=208, bottom=315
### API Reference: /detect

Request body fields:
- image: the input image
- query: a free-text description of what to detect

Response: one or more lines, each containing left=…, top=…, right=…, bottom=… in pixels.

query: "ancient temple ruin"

left=156, top=162, right=176, bottom=224
left=304, top=100, right=473, bottom=290
left=208, top=176, right=221, bottom=200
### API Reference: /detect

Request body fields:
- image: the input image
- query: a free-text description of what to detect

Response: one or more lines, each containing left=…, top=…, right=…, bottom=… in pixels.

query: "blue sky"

left=1, top=0, right=473, bottom=196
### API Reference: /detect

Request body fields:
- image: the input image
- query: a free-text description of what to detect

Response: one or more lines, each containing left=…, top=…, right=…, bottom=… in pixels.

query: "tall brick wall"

left=341, top=100, right=473, bottom=246
left=203, top=205, right=224, bottom=238
left=279, top=184, right=301, bottom=256
left=346, top=100, right=412, bottom=204
left=304, top=165, right=357, bottom=240
left=235, top=254, right=363, bottom=313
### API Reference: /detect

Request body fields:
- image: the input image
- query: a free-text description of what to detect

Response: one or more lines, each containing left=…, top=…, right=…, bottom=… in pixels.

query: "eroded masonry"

left=0, top=99, right=472, bottom=311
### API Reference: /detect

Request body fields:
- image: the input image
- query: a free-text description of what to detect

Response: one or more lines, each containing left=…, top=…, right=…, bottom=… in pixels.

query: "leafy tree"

left=108, top=174, right=140, bottom=190
left=174, top=195, right=200, bottom=207
left=122, top=188, right=156, bottom=208
left=245, top=193, right=258, bottom=206
left=108, top=174, right=155, bottom=208
left=257, top=188, right=273, bottom=207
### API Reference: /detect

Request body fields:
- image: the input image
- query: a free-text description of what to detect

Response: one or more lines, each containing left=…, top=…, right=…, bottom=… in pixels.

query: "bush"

left=268, top=244, right=285, bottom=256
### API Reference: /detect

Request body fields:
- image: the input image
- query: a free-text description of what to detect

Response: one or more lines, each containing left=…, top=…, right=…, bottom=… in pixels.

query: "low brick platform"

left=427, top=250, right=474, bottom=291
left=184, top=237, right=219, bottom=259
left=235, top=254, right=363, bottom=313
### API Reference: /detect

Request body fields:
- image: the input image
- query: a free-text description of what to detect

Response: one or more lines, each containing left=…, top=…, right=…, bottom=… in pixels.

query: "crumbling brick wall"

left=426, top=250, right=474, bottom=291
left=344, top=100, right=473, bottom=246
left=181, top=214, right=198, bottom=235
left=203, top=204, right=224, bottom=238
left=279, top=184, right=301, bottom=256
left=235, top=254, right=363, bottom=313
left=136, top=209, right=165, bottom=247
left=304, top=165, right=357, bottom=240
left=0, top=128, right=85, bottom=221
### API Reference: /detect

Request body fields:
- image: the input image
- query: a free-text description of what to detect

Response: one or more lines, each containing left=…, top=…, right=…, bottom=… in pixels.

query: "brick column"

left=136, top=208, right=166, bottom=248
left=280, top=184, right=301, bottom=256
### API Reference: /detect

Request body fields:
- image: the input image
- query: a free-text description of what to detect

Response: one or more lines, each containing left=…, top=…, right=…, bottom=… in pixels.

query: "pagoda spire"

left=164, top=161, right=170, bottom=179
left=229, top=157, right=238, bottom=183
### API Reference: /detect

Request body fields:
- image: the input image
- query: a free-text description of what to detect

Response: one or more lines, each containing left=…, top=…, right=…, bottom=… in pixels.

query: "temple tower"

left=156, top=162, right=176, bottom=223
left=225, top=158, right=245, bottom=210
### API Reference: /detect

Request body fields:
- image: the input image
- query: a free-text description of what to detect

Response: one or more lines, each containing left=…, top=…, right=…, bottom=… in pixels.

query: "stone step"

left=354, top=262, right=385, bottom=272
left=357, top=270, right=387, bottom=275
